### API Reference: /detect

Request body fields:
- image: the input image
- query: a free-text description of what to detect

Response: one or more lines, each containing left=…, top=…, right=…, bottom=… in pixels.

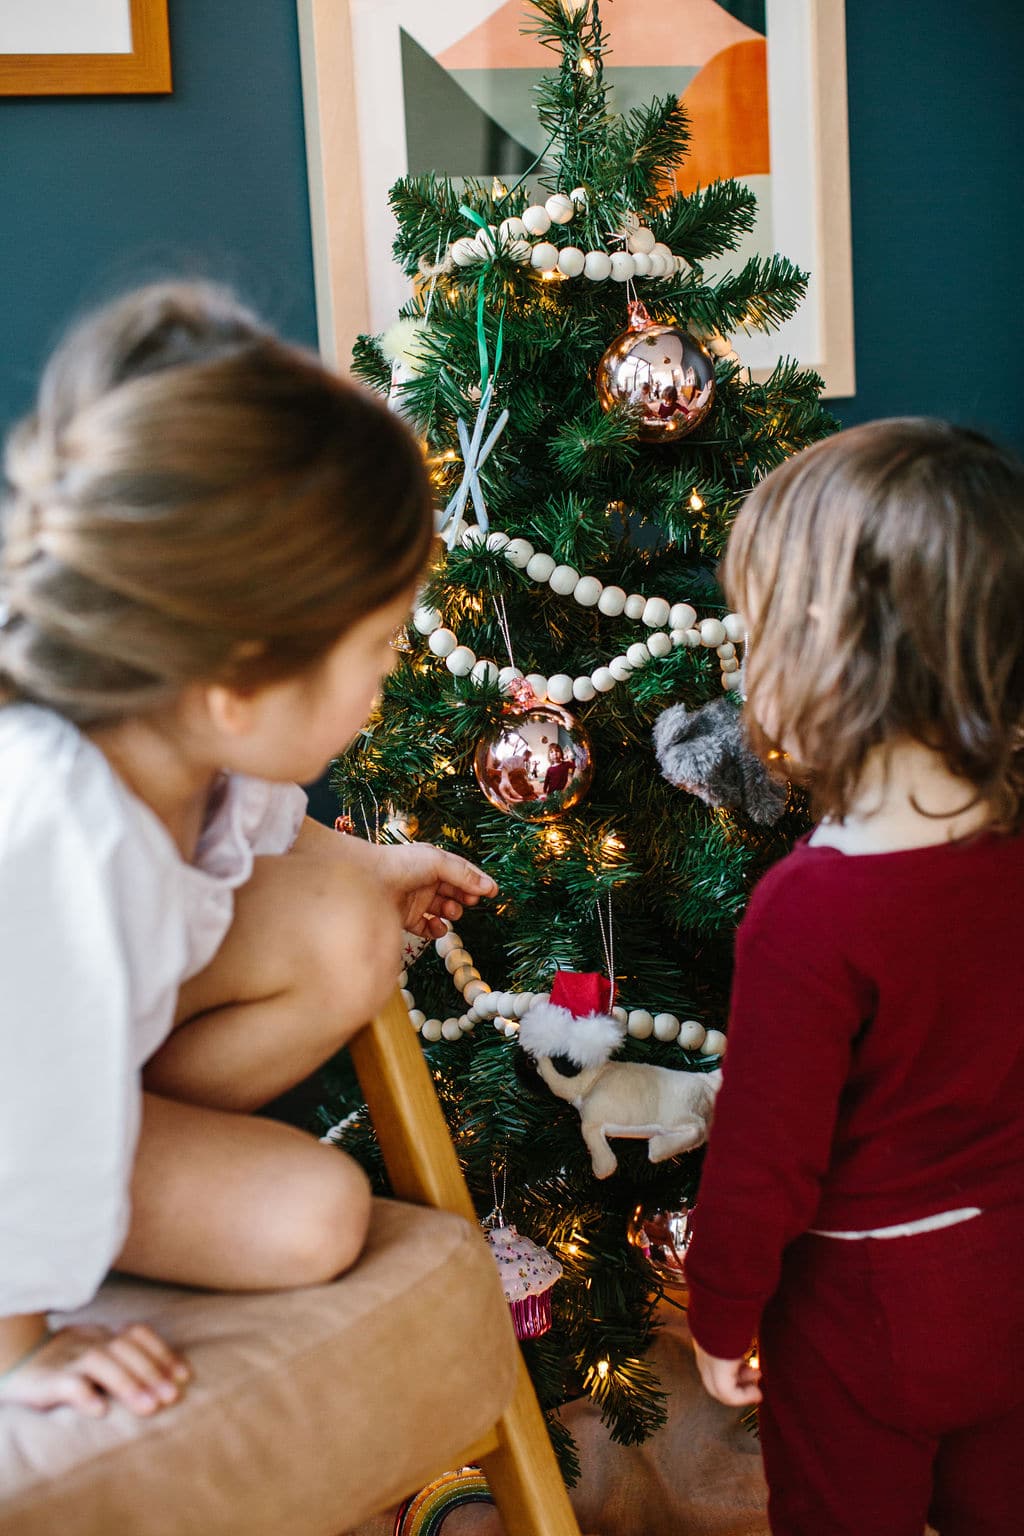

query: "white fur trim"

left=519, top=1003, right=625, bottom=1068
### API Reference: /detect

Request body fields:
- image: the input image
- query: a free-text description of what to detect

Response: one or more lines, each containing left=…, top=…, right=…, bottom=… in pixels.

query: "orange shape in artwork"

left=671, top=38, right=770, bottom=195
left=438, top=0, right=759, bottom=71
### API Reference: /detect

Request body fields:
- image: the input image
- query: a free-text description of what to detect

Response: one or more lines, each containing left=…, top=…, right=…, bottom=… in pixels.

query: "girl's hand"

left=371, top=843, right=498, bottom=937
left=0, top=1324, right=191, bottom=1417
left=693, top=1340, right=763, bottom=1407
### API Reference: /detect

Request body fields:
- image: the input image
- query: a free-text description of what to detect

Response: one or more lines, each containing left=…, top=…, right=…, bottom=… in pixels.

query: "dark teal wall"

left=0, top=0, right=318, bottom=432
left=1, top=0, right=1021, bottom=454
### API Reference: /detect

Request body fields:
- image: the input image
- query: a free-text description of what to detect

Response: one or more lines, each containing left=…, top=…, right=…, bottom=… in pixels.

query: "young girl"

left=0, top=283, right=496, bottom=1421
left=684, top=419, right=1024, bottom=1535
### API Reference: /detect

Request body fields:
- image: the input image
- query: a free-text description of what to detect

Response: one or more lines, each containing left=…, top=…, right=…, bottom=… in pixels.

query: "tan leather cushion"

left=0, top=1200, right=518, bottom=1536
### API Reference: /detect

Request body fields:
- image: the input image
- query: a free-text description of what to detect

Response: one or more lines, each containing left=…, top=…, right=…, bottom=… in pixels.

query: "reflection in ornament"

left=394, top=1466, right=493, bottom=1535
left=474, top=703, right=593, bottom=821
left=627, top=1203, right=695, bottom=1289
left=597, top=302, right=716, bottom=442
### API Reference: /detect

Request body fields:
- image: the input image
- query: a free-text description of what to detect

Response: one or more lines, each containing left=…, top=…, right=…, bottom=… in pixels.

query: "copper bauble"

left=473, top=703, right=593, bottom=821
left=627, top=1203, right=694, bottom=1289
left=597, top=302, right=715, bottom=442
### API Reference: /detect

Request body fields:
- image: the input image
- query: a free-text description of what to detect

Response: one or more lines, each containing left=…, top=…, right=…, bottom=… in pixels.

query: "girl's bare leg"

left=119, top=846, right=400, bottom=1290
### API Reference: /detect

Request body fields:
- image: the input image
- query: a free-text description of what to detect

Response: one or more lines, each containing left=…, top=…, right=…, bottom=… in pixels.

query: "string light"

left=543, top=827, right=570, bottom=855
left=578, top=54, right=595, bottom=76
left=596, top=1359, right=610, bottom=1379
left=689, top=491, right=705, bottom=512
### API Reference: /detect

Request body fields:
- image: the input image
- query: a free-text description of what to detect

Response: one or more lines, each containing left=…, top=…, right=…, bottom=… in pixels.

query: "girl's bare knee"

left=276, top=1151, right=372, bottom=1286
left=302, top=862, right=402, bottom=1028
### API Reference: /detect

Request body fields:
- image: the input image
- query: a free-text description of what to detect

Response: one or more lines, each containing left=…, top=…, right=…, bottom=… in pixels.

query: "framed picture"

left=0, top=0, right=171, bottom=96
left=299, top=0, right=854, bottom=396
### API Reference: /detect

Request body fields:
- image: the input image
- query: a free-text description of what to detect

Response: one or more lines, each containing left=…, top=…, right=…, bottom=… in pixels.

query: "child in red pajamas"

left=684, top=418, right=1024, bottom=1536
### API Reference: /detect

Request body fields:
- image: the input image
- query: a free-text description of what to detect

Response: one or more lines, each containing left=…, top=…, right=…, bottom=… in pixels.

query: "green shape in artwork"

left=713, top=0, right=766, bottom=35
left=400, top=29, right=535, bottom=178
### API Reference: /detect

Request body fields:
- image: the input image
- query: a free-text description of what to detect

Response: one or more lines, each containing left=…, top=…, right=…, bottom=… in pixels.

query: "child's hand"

left=370, top=843, right=498, bottom=937
left=693, top=1339, right=763, bottom=1407
left=0, top=1324, right=190, bottom=1417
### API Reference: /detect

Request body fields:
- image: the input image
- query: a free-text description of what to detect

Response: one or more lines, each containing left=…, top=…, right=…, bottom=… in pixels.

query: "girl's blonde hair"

left=723, top=418, right=1024, bottom=830
left=0, top=282, right=434, bottom=725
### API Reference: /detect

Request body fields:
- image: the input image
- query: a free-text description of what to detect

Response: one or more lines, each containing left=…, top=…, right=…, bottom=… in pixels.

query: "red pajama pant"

left=757, top=1203, right=1024, bottom=1536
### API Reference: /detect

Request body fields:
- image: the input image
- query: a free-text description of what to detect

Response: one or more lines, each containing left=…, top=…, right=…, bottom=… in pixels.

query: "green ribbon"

left=458, top=202, right=506, bottom=395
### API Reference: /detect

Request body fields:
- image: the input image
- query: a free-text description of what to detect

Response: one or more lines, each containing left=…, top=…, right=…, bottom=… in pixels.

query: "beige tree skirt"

left=350, top=1306, right=770, bottom=1536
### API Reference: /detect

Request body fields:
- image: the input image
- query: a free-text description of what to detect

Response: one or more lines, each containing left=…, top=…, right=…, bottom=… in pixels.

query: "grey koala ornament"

left=652, top=696, right=787, bottom=826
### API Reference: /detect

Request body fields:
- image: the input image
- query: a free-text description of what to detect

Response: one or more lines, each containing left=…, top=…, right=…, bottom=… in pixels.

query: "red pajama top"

left=685, top=829, right=1024, bottom=1360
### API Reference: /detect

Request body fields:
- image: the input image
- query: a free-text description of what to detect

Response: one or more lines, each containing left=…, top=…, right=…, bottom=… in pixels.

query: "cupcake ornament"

left=482, top=1171, right=562, bottom=1340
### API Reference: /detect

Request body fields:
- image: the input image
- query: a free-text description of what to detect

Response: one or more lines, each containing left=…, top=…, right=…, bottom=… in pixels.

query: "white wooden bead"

left=627, top=1009, right=654, bottom=1039
left=669, top=603, right=697, bottom=631
left=583, top=250, right=611, bottom=280
left=476, top=992, right=500, bottom=1016
left=598, top=584, right=627, bottom=617
left=670, top=630, right=688, bottom=647
left=444, top=947, right=471, bottom=973
left=624, top=593, right=647, bottom=620
left=610, top=251, right=636, bottom=282
left=512, top=993, right=535, bottom=1017
left=626, top=642, right=650, bottom=668
left=504, top=538, right=534, bottom=568
left=723, top=612, right=747, bottom=643
left=453, top=963, right=481, bottom=990
left=428, top=627, right=458, bottom=658
left=570, top=186, right=589, bottom=209
left=435, top=931, right=461, bottom=958
left=446, top=645, right=477, bottom=675
left=675, top=255, right=692, bottom=276
left=486, top=531, right=510, bottom=552
left=493, top=992, right=516, bottom=1016
left=573, top=676, right=597, bottom=702
left=498, top=666, right=524, bottom=691
left=558, top=246, right=586, bottom=278
left=408, top=1008, right=427, bottom=1029
left=530, top=241, right=559, bottom=272
left=707, top=335, right=733, bottom=357
left=642, top=596, right=671, bottom=628
left=702, top=1029, right=728, bottom=1057
left=461, top=525, right=487, bottom=547
left=549, top=564, right=580, bottom=595
left=723, top=670, right=743, bottom=691
left=651, top=242, right=673, bottom=265
left=401, top=988, right=415, bottom=1008
left=630, top=252, right=652, bottom=277
left=526, top=552, right=556, bottom=582
left=683, top=628, right=702, bottom=648
left=441, top=1018, right=463, bottom=1041
left=569, top=575, right=600, bottom=607
left=471, top=658, right=500, bottom=686
left=398, top=970, right=409, bottom=988
left=473, top=226, right=497, bottom=258
left=699, top=618, right=728, bottom=647
left=647, top=631, right=672, bottom=658
left=464, top=979, right=490, bottom=1003
left=545, top=193, right=575, bottom=224
left=546, top=673, right=575, bottom=705
left=646, top=253, right=670, bottom=279
left=505, top=237, right=533, bottom=265
left=421, top=1017, right=444, bottom=1042
left=720, top=657, right=740, bottom=674
left=627, top=226, right=656, bottom=254
left=609, top=655, right=633, bottom=681
left=450, top=236, right=480, bottom=267
left=533, top=993, right=550, bottom=1007
left=653, top=1012, right=681, bottom=1041
left=677, top=1019, right=707, bottom=1050
left=524, top=673, right=549, bottom=701
left=716, top=642, right=736, bottom=660
left=498, top=216, right=528, bottom=243
left=591, top=667, right=616, bottom=692
left=413, top=606, right=441, bottom=635
left=522, top=204, right=551, bottom=236
left=503, top=1021, right=519, bottom=1037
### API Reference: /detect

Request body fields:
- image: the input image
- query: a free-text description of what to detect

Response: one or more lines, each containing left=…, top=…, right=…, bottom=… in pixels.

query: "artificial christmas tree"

left=318, top=0, right=835, bottom=1474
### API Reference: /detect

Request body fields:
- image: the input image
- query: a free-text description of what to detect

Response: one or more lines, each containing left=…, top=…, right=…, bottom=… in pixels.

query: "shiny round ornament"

left=596, top=302, right=716, bottom=443
left=473, top=703, right=593, bottom=822
left=627, top=1204, right=694, bottom=1289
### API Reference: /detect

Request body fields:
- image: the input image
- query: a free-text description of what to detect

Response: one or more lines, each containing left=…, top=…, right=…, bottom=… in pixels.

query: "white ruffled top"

left=0, top=703, right=307, bottom=1315
left=484, top=1225, right=563, bottom=1302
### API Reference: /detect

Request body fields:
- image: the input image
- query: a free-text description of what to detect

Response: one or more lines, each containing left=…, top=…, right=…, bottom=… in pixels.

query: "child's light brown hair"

left=723, top=418, right=1024, bottom=830
left=0, top=282, right=434, bottom=725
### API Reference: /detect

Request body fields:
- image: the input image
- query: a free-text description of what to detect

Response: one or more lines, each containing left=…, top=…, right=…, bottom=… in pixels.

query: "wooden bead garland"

left=412, top=529, right=747, bottom=700
left=399, top=928, right=725, bottom=1058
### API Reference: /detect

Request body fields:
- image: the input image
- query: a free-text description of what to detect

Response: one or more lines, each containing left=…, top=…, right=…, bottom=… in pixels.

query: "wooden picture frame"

left=0, top=0, right=171, bottom=97
left=298, top=0, right=854, bottom=396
